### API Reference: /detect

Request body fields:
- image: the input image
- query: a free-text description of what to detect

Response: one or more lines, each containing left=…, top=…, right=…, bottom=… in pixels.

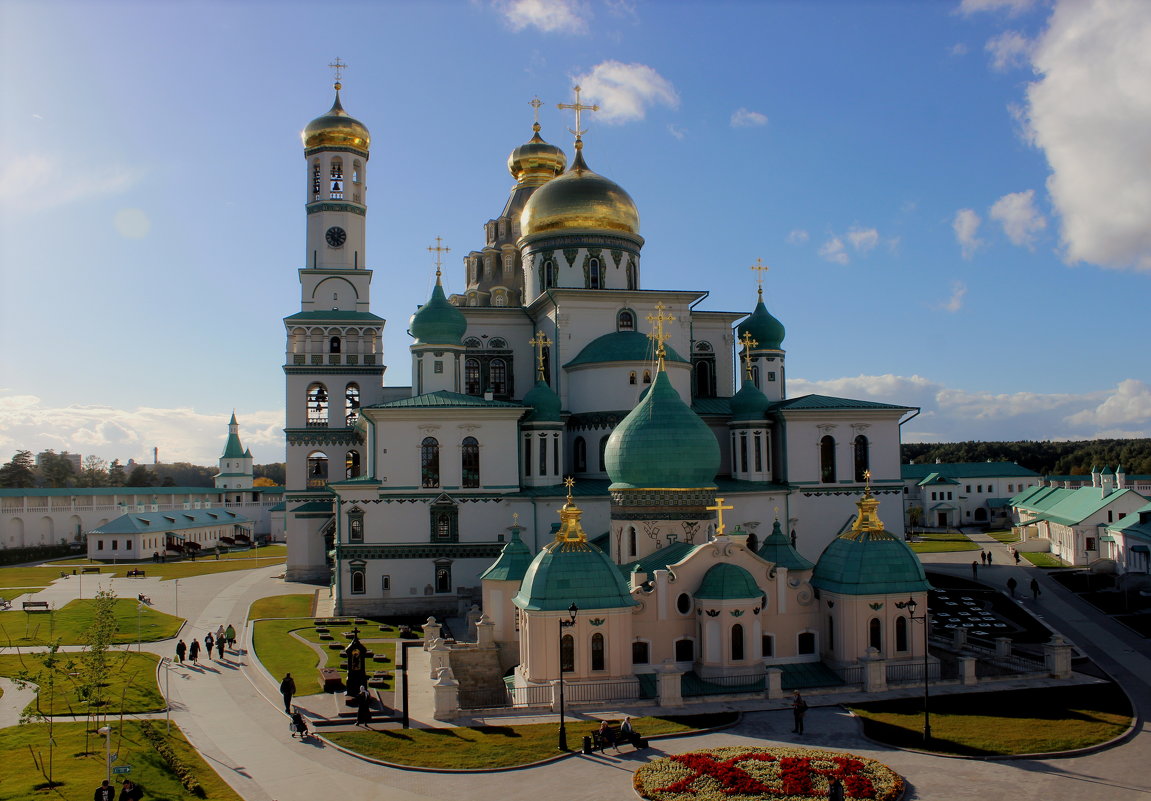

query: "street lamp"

left=895, top=596, right=932, bottom=744
left=557, top=601, right=579, bottom=752
left=136, top=602, right=143, bottom=652
left=97, top=725, right=112, bottom=783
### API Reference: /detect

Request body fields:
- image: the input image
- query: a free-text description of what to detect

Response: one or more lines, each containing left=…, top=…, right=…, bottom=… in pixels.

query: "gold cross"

left=750, top=258, right=770, bottom=299
left=646, top=302, right=676, bottom=369
left=863, top=468, right=872, bottom=494
left=558, top=85, right=599, bottom=141
left=564, top=476, right=575, bottom=503
left=530, top=97, right=543, bottom=127
left=528, top=332, right=552, bottom=380
left=739, top=331, right=758, bottom=380
left=427, top=236, right=450, bottom=282
left=707, top=497, right=734, bottom=536
left=329, top=57, right=347, bottom=87
left=512, top=512, right=520, bottom=527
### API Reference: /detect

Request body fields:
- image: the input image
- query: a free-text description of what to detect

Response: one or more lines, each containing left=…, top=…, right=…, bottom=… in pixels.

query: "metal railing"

left=683, top=671, right=766, bottom=697
left=566, top=679, right=640, bottom=703
left=832, top=664, right=864, bottom=687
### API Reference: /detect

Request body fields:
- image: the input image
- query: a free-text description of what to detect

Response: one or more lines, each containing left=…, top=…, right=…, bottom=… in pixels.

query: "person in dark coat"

left=205, top=632, right=215, bottom=657
left=1006, top=577, right=1018, bottom=598
left=280, top=673, right=296, bottom=714
left=216, top=635, right=225, bottom=660
left=94, top=779, right=115, bottom=801
left=175, top=639, right=187, bottom=664
left=828, top=776, right=845, bottom=801
left=791, top=690, right=808, bottom=734
left=188, top=638, right=200, bottom=665
left=971, top=561, right=979, bottom=579
left=356, top=687, right=373, bottom=726
left=118, top=778, right=143, bottom=800
left=1030, top=578, right=1042, bottom=599
left=225, top=624, right=236, bottom=649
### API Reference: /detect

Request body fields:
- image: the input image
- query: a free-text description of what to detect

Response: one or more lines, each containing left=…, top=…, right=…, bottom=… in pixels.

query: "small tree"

left=13, top=641, right=78, bottom=788
left=39, top=450, right=77, bottom=488
left=0, top=450, right=36, bottom=488
left=126, top=465, right=154, bottom=487
left=80, top=455, right=109, bottom=488
left=78, top=589, right=119, bottom=734
left=107, top=459, right=127, bottom=486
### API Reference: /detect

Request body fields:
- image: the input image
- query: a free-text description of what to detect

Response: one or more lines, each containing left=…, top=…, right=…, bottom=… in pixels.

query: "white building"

left=87, top=508, right=252, bottom=560
left=902, top=461, right=1040, bottom=528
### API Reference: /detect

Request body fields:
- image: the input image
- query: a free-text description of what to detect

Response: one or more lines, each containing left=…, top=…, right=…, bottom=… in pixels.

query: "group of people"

left=593, top=716, right=640, bottom=753
left=1006, top=576, right=1043, bottom=600
left=93, top=778, right=142, bottom=800
left=174, top=624, right=236, bottom=665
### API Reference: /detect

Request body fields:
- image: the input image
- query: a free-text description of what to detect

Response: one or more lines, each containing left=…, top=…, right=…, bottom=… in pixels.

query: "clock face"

left=325, top=227, right=347, bottom=248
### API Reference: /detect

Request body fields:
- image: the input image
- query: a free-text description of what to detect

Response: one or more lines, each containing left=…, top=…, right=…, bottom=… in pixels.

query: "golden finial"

left=646, top=302, right=676, bottom=371
left=328, top=57, right=347, bottom=90
left=555, top=477, right=587, bottom=543
left=707, top=497, right=734, bottom=536
left=427, top=236, right=450, bottom=284
left=750, top=258, right=770, bottom=301
left=512, top=512, right=520, bottom=527
left=530, top=96, right=543, bottom=132
left=863, top=469, right=872, bottom=496
left=528, top=332, right=553, bottom=381
left=738, top=331, right=758, bottom=380
left=773, top=504, right=780, bottom=521
left=564, top=475, right=575, bottom=502
left=557, top=85, right=599, bottom=150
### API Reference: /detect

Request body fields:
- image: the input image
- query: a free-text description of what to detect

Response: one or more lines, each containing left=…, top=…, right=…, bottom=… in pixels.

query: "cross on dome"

left=707, top=497, right=734, bottom=536
left=528, top=332, right=552, bottom=380
left=530, top=96, right=543, bottom=128
left=557, top=85, right=599, bottom=149
left=750, top=258, right=770, bottom=300
left=646, top=302, right=676, bottom=370
left=739, top=331, right=758, bottom=379
left=427, top=236, right=451, bottom=284
left=328, top=57, right=347, bottom=89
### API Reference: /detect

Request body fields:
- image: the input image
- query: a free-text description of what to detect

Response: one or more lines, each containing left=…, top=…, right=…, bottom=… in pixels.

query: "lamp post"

left=97, top=725, right=112, bottom=783
left=136, top=601, right=143, bottom=652
left=895, top=596, right=931, bottom=744
left=557, top=601, right=579, bottom=752
left=160, top=657, right=171, bottom=734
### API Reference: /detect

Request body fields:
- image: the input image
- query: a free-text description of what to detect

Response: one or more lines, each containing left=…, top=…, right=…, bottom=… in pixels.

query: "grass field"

left=252, top=616, right=398, bottom=694
left=325, top=712, right=738, bottom=769
left=0, top=651, right=164, bottom=717
left=0, top=586, right=46, bottom=603
left=1023, top=552, right=1066, bottom=567
left=248, top=593, right=314, bottom=620
left=848, top=683, right=1131, bottom=756
left=0, top=599, right=183, bottom=647
left=0, top=720, right=242, bottom=800
left=985, top=530, right=1019, bottom=544
left=908, top=531, right=981, bottom=553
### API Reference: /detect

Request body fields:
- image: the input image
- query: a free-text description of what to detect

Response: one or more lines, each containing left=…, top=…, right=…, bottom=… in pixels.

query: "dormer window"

left=617, top=310, right=635, bottom=331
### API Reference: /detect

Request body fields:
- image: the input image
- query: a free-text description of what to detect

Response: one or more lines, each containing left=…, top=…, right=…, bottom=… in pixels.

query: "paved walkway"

left=3, top=540, right=1151, bottom=800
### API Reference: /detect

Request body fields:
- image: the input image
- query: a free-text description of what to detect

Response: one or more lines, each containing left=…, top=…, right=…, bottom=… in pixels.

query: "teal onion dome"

left=605, top=370, right=720, bottom=490
left=409, top=282, right=467, bottom=346
left=513, top=539, right=638, bottom=611
left=756, top=520, right=814, bottom=571
left=480, top=529, right=533, bottom=583
left=695, top=563, right=762, bottom=600
left=729, top=381, right=770, bottom=422
left=522, top=379, right=562, bottom=423
left=737, top=297, right=786, bottom=351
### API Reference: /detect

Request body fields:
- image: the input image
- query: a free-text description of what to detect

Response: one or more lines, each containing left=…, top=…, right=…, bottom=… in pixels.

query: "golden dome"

left=302, top=85, right=370, bottom=151
left=508, top=123, right=567, bottom=185
left=520, top=145, right=640, bottom=237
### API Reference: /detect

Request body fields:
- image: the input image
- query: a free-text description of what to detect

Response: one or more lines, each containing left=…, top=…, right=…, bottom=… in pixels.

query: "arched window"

left=524, top=435, right=532, bottom=477
left=489, top=337, right=508, bottom=349
left=312, top=159, right=321, bottom=200
left=754, top=432, right=764, bottom=473
left=797, top=632, right=816, bottom=655
left=463, top=337, right=482, bottom=349
left=588, top=257, right=602, bottom=289
left=631, top=641, right=649, bottom=665
left=618, top=310, right=635, bottom=331
left=629, top=371, right=637, bottom=385
left=345, top=383, right=360, bottom=426
left=731, top=624, right=745, bottom=660
left=538, top=433, right=548, bottom=476
left=626, top=260, right=637, bottom=290
left=762, top=634, right=774, bottom=657
left=591, top=633, right=605, bottom=671
left=345, top=450, right=361, bottom=479
left=348, top=508, right=364, bottom=542
left=574, top=437, right=587, bottom=473
left=820, top=435, right=836, bottom=483
left=421, top=437, right=440, bottom=488
left=306, top=451, right=328, bottom=488
left=464, top=359, right=480, bottom=395
left=896, top=616, right=909, bottom=652
left=490, top=359, right=507, bottom=395
left=543, top=259, right=556, bottom=289
left=561, top=634, right=575, bottom=672
left=643, top=370, right=652, bottom=384
left=461, top=437, right=480, bottom=488
left=329, top=336, right=342, bottom=354
left=307, top=383, right=329, bottom=427
left=628, top=527, right=637, bottom=557
left=329, top=158, right=344, bottom=198
left=352, top=160, right=362, bottom=184
left=430, top=498, right=457, bottom=542
left=853, top=435, right=870, bottom=483
left=739, top=432, right=748, bottom=473
left=599, top=436, right=609, bottom=472
left=435, top=564, right=452, bottom=593
left=694, top=360, right=714, bottom=398
left=675, top=639, right=694, bottom=661
left=869, top=618, right=882, bottom=651
left=350, top=568, right=365, bottom=594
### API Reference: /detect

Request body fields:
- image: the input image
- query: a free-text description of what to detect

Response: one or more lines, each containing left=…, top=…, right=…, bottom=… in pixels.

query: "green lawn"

left=248, top=593, right=314, bottom=620
left=0, top=586, right=46, bottom=603
left=0, top=721, right=242, bottom=800
left=252, top=617, right=399, bottom=694
left=0, top=651, right=164, bottom=717
left=848, top=683, right=1130, bottom=756
left=908, top=531, right=981, bottom=553
left=985, top=530, right=1019, bottom=544
left=1022, top=552, right=1066, bottom=567
left=325, top=713, right=738, bottom=769
left=0, top=599, right=182, bottom=647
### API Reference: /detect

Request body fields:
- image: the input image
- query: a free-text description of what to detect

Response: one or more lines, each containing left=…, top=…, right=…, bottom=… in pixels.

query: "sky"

left=1, top=0, right=1149, bottom=467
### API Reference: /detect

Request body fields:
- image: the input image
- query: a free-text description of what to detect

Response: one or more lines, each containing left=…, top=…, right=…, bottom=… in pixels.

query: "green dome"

left=811, top=494, right=931, bottom=595
left=565, top=331, right=687, bottom=368
left=522, top=379, right=562, bottom=423
left=480, top=529, right=533, bottom=582
left=756, top=520, right=813, bottom=571
left=737, top=297, right=785, bottom=351
left=729, top=381, right=769, bottom=422
left=409, top=282, right=467, bottom=346
left=695, top=562, right=762, bottom=600
left=605, top=370, right=720, bottom=490
left=513, top=538, right=638, bottom=611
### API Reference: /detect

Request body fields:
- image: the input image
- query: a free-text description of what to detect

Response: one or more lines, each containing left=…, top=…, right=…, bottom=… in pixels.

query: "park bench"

left=126, top=569, right=146, bottom=578
left=82, top=567, right=101, bottom=574
left=23, top=601, right=50, bottom=611
left=319, top=667, right=342, bottom=692
left=589, top=724, right=646, bottom=753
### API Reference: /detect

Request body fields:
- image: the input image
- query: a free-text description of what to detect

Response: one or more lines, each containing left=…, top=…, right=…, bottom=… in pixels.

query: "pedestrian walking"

left=216, top=635, right=225, bottom=660
left=216, top=624, right=226, bottom=646
left=356, top=687, right=373, bottom=727
left=94, top=779, right=115, bottom=801
left=280, top=673, right=296, bottom=714
left=189, top=638, right=200, bottom=665
left=205, top=632, right=215, bottom=657
left=791, top=690, right=808, bottom=734
left=980, top=551, right=987, bottom=565
left=1014, top=550, right=1021, bottom=565
left=987, top=550, right=993, bottom=565
left=1030, top=578, right=1041, bottom=600
left=175, top=639, right=187, bottom=664
left=971, top=561, right=979, bottom=579
left=828, top=776, right=846, bottom=801
left=118, top=778, right=143, bottom=800
left=1006, top=577, right=1017, bottom=598
left=225, top=623, right=236, bottom=650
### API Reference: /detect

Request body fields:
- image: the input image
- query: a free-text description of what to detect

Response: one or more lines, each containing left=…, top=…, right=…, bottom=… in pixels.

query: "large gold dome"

left=302, top=86, right=371, bottom=151
left=508, top=123, right=567, bottom=185
left=520, top=147, right=639, bottom=236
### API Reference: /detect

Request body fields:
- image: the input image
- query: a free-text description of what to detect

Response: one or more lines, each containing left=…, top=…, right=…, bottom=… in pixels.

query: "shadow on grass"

left=473, top=725, right=520, bottom=737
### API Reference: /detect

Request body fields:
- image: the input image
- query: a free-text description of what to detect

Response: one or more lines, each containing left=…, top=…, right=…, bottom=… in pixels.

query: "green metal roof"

left=691, top=397, right=732, bottom=416
left=916, top=472, right=960, bottom=486
left=369, top=391, right=525, bottom=409
left=91, top=508, right=250, bottom=535
left=0, top=486, right=279, bottom=498
left=292, top=500, right=334, bottom=513
left=513, top=538, right=639, bottom=611
left=756, top=519, right=814, bottom=571
left=617, top=541, right=695, bottom=577
left=811, top=502, right=931, bottom=596
left=729, top=381, right=769, bottom=422
left=772, top=394, right=914, bottom=412
left=409, top=282, right=467, bottom=345
left=284, top=310, right=385, bottom=323
left=736, top=296, right=786, bottom=350
left=1032, top=486, right=1140, bottom=526
left=480, top=530, right=534, bottom=582
left=564, top=331, right=687, bottom=368
left=902, top=462, right=1040, bottom=480
left=522, top=379, right=563, bottom=422
left=695, top=562, right=762, bottom=600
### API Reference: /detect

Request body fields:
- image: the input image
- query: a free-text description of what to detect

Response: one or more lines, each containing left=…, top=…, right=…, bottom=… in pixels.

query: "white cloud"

left=990, top=189, right=1047, bottom=248
left=786, top=229, right=809, bottom=245
left=939, top=281, right=968, bottom=312
left=730, top=108, right=768, bottom=128
left=950, top=42, right=970, bottom=56
left=986, top=30, right=1033, bottom=70
left=846, top=226, right=879, bottom=253
left=958, top=0, right=1041, bottom=16
left=952, top=208, right=984, bottom=258
left=1023, top=0, right=1151, bottom=271
left=818, top=236, right=849, bottom=265
left=573, top=61, right=679, bottom=124
left=0, top=153, right=139, bottom=214
left=667, top=123, right=686, bottom=141
left=1065, top=379, right=1151, bottom=429
left=494, top=0, right=589, bottom=34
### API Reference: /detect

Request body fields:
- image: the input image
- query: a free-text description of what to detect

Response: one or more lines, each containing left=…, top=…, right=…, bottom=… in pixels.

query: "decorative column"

left=863, top=648, right=887, bottom=693
left=658, top=663, right=684, bottom=708
left=1044, top=635, right=1073, bottom=679
left=959, top=656, right=977, bottom=686
left=432, top=668, right=459, bottom=719
left=423, top=618, right=442, bottom=649
left=765, top=667, right=783, bottom=700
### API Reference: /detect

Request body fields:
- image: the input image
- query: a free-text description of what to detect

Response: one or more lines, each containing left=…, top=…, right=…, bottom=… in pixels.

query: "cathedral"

left=281, top=76, right=919, bottom=630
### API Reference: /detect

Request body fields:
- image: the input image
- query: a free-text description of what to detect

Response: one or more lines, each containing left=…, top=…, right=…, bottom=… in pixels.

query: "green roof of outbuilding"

left=773, top=395, right=914, bottom=412
left=409, top=282, right=467, bottom=345
left=902, top=462, right=1040, bottom=480
left=284, top=310, right=385, bottom=323
left=916, top=472, right=960, bottom=486
left=737, top=296, right=786, bottom=350
left=564, top=331, right=687, bottom=368
left=692, top=397, right=732, bottom=416
left=1033, top=486, right=1140, bottom=526
left=480, top=530, right=534, bottom=582
left=292, top=500, right=334, bottom=513
left=513, top=538, right=638, bottom=611
left=92, top=508, right=249, bottom=534
left=695, top=562, right=763, bottom=600
left=618, top=541, right=695, bottom=577
left=756, top=520, right=814, bottom=571
left=369, top=391, right=525, bottom=410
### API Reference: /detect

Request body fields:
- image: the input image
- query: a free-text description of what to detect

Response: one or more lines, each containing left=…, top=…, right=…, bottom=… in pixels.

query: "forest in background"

left=0, top=449, right=286, bottom=489
left=902, top=439, right=1151, bottom=477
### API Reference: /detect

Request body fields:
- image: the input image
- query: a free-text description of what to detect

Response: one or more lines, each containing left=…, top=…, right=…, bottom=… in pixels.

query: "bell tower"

left=284, top=61, right=385, bottom=582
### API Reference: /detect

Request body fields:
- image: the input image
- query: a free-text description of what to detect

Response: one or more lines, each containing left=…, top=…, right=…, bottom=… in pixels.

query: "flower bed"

left=633, top=746, right=904, bottom=801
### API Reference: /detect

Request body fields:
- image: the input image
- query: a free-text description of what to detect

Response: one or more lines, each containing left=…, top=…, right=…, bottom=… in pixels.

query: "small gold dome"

left=508, top=123, right=567, bottom=185
left=302, top=85, right=370, bottom=151
left=520, top=146, right=640, bottom=236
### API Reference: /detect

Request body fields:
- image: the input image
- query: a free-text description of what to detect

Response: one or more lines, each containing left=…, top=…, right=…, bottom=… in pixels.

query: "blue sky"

left=1, top=0, right=1149, bottom=466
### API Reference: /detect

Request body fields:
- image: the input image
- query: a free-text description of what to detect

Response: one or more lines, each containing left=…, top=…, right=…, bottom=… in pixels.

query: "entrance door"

left=937, top=512, right=948, bottom=527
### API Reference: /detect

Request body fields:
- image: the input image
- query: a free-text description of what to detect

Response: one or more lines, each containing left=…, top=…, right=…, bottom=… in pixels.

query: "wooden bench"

left=319, top=667, right=342, bottom=692
left=23, top=601, right=50, bottom=611
left=126, top=569, right=146, bottom=578
left=591, top=726, right=645, bottom=753
left=81, top=567, right=101, bottom=574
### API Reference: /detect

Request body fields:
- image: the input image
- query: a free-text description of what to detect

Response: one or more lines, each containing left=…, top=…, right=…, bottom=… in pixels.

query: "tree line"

left=901, top=438, right=1151, bottom=477
left=0, top=449, right=286, bottom=489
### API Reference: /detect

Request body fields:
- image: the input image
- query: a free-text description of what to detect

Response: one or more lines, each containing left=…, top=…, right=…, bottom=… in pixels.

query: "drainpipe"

left=545, top=288, right=561, bottom=399
left=333, top=495, right=342, bottom=615
left=898, top=408, right=922, bottom=534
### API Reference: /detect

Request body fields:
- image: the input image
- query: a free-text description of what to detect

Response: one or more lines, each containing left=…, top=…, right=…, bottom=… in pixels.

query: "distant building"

left=1107, top=502, right=1151, bottom=575
left=36, top=451, right=83, bottom=473
left=902, top=461, right=1040, bottom=528
left=87, top=508, right=252, bottom=560
left=214, top=413, right=255, bottom=492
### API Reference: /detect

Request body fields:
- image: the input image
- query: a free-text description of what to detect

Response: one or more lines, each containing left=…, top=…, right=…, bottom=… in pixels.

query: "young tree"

left=38, top=450, right=76, bottom=488
left=0, top=450, right=36, bottom=488
left=126, top=465, right=154, bottom=487
left=107, top=459, right=127, bottom=486
left=80, top=455, right=109, bottom=488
